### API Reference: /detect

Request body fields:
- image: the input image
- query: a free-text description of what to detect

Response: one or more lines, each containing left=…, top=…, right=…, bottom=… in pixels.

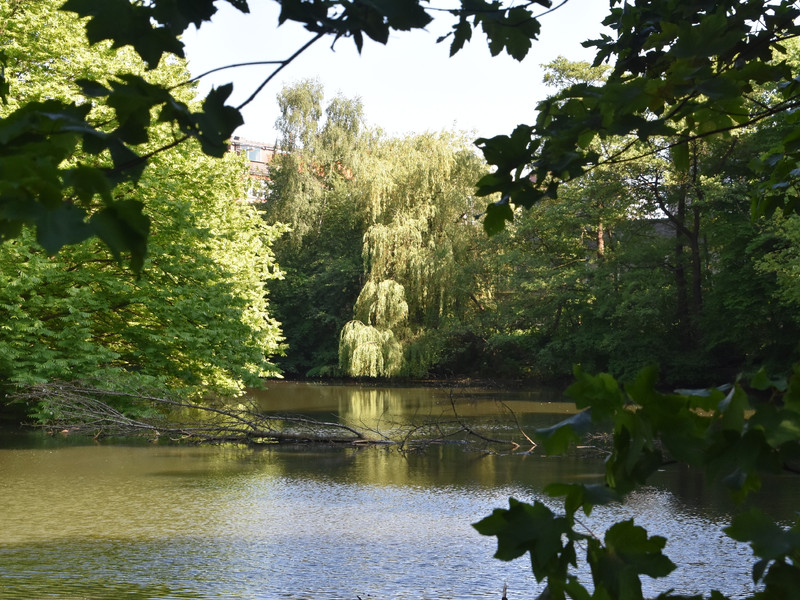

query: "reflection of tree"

left=337, top=388, right=448, bottom=432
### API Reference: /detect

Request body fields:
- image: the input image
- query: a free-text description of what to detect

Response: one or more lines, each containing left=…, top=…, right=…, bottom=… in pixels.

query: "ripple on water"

left=0, top=445, right=774, bottom=599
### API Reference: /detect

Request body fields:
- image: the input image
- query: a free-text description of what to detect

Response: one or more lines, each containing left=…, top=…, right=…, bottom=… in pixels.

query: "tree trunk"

left=673, top=188, right=692, bottom=352
left=689, top=144, right=704, bottom=324
left=597, top=217, right=605, bottom=260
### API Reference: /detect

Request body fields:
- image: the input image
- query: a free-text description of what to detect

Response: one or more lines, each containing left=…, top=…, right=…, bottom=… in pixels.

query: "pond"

left=0, top=382, right=794, bottom=599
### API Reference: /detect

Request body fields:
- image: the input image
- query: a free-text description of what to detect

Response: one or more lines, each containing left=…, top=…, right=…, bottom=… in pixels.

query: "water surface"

left=0, top=383, right=791, bottom=599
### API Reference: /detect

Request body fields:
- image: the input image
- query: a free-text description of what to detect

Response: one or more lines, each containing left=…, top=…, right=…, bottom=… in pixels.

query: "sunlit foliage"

left=0, top=1, right=285, bottom=397
left=263, top=81, right=489, bottom=377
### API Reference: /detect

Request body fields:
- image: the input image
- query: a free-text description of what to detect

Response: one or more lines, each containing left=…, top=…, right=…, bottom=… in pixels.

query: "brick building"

left=230, top=136, right=278, bottom=180
left=230, top=136, right=279, bottom=202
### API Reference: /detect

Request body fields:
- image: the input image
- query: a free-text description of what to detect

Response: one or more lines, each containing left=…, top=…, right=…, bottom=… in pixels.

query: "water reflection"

left=249, top=381, right=574, bottom=426
left=0, top=383, right=793, bottom=599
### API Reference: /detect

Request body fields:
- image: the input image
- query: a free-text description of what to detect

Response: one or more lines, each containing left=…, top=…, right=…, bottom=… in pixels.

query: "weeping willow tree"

left=353, top=279, right=409, bottom=330
left=338, top=280, right=407, bottom=376
left=264, top=82, right=493, bottom=378
left=338, top=132, right=490, bottom=377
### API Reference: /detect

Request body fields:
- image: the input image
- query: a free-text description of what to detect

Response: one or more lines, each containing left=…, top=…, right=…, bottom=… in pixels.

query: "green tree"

left=337, top=131, right=489, bottom=377
left=487, top=130, right=800, bottom=385
left=264, top=82, right=490, bottom=378
left=262, top=80, right=368, bottom=377
left=754, top=213, right=800, bottom=327
left=474, top=55, right=800, bottom=386
left=0, top=0, right=285, bottom=399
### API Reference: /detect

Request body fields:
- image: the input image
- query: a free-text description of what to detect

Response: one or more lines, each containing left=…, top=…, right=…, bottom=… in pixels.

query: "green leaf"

left=223, top=0, right=250, bottom=12
left=194, top=84, right=244, bottom=157
left=474, top=172, right=509, bottom=196
left=478, top=5, right=540, bottom=61
left=361, top=0, right=432, bottom=31
left=483, top=199, right=514, bottom=236
left=448, top=19, right=472, bottom=56
left=535, top=410, right=593, bottom=455
left=544, top=482, right=619, bottom=517
left=671, top=142, right=690, bottom=172
left=0, top=218, right=23, bottom=242
left=749, top=404, right=800, bottom=449
left=718, top=385, right=749, bottom=433
left=605, top=424, right=664, bottom=494
left=106, top=74, right=171, bottom=145
left=783, top=366, right=800, bottom=413
left=473, top=498, right=575, bottom=583
left=75, top=78, right=111, bottom=98
left=762, top=561, right=800, bottom=597
left=565, top=366, right=625, bottom=420
left=606, top=520, right=674, bottom=576
left=89, top=200, right=150, bottom=272
left=588, top=520, right=676, bottom=600
left=34, top=203, right=93, bottom=255
left=62, top=0, right=184, bottom=67
left=725, top=508, right=800, bottom=566
left=476, top=124, right=534, bottom=173
left=64, top=165, right=113, bottom=206
left=750, top=368, right=788, bottom=393
left=150, top=0, right=220, bottom=32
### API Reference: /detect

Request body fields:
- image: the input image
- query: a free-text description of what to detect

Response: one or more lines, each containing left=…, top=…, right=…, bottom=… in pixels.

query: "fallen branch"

left=10, top=382, right=367, bottom=445
left=9, top=382, right=523, bottom=450
left=449, top=390, right=520, bottom=450
left=497, top=399, right=537, bottom=449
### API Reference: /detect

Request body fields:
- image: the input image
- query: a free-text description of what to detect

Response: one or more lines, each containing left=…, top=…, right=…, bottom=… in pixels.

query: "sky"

left=181, top=0, right=611, bottom=145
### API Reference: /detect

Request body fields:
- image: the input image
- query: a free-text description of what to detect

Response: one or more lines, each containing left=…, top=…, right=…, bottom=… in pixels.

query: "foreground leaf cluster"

left=6, top=1, right=800, bottom=265
left=475, top=365, right=800, bottom=599
left=0, top=0, right=555, bottom=264
left=477, top=0, right=800, bottom=233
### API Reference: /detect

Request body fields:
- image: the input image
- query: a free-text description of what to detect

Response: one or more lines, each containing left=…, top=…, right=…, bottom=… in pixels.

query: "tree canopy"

left=476, top=0, right=800, bottom=232
left=0, top=0, right=285, bottom=398
left=260, top=71, right=800, bottom=386
left=261, top=80, right=490, bottom=378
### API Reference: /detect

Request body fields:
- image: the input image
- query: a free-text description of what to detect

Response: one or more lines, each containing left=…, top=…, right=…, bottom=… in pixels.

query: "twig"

left=497, top=399, right=537, bottom=449
left=449, top=390, right=519, bottom=449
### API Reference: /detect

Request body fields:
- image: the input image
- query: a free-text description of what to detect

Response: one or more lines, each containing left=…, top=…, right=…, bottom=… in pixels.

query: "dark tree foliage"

left=477, top=1, right=800, bottom=231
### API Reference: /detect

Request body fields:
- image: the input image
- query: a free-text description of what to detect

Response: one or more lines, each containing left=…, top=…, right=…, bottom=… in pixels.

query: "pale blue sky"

left=182, top=0, right=610, bottom=144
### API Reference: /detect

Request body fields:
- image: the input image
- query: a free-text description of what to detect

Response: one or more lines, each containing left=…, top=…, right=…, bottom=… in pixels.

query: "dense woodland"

left=2, top=2, right=800, bottom=412
left=265, top=73, right=800, bottom=386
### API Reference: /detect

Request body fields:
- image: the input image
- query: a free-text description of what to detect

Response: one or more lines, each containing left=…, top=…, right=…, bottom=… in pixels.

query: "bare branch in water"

left=449, top=390, right=520, bottom=450
left=9, top=382, right=524, bottom=450
left=497, top=399, right=537, bottom=450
